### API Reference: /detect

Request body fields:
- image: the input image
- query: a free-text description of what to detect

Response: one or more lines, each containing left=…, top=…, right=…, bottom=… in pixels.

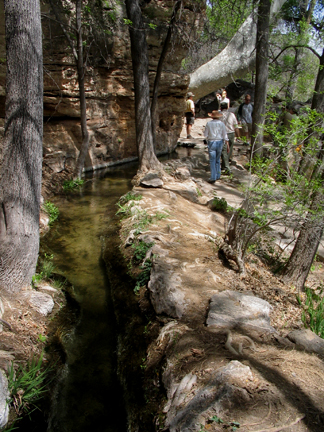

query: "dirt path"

left=118, top=147, right=324, bottom=432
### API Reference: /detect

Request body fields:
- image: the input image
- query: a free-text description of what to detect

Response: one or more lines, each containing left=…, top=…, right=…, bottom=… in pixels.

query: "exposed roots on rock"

left=219, top=241, right=246, bottom=276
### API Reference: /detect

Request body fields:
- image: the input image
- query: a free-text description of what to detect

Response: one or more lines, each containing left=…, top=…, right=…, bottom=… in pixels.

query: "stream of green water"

left=44, top=163, right=139, bottom=432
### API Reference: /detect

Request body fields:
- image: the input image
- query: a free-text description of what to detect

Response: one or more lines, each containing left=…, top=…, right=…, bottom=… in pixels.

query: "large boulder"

left=206, top=290, right=275, bottom=333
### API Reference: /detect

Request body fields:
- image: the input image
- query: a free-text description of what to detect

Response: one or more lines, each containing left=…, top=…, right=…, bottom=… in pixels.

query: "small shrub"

left=298, top=286, right=324, bottom=338
left=32, top=254, right=55, bottom=286
left=119, top=192, right=142, bottom=205
left=211, top=196, right=228, bottom=212
left=63, top=178, right=84, bottom=191
left=7, top=353, right=52, bottom=416
left=134, top=261, right=152, bottom=294
left=43, top=201, right=59, bottom=225
left=116, top=193, right=143, bottom=218
left=132, top=241, right=154, bottom=263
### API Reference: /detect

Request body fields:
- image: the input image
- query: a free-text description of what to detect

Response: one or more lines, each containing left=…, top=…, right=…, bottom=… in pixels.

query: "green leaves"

left=7, top=353, right=52, bottom=416
left=43, top=201, right=59, bottom=225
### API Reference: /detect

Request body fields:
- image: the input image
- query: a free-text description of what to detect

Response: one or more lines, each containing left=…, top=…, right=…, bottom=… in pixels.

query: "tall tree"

left=0, top=0, right=43, bottom=293
left=251, top=0, right=272, bottom=157
left=48, top=0, right=90, bottom=179
left=125, top=0, right=161, bottom=173
left=151, top=0, right=182, bottom=147
left=281, top=48, right=324, bottom=290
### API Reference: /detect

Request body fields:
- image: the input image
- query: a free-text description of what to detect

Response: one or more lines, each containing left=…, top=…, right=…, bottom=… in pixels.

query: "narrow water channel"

left=44, top=163, right=139, bottom=432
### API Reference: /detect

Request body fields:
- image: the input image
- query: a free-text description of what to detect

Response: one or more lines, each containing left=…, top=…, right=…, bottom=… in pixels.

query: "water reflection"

left=46, top=163, right=138, bottom=432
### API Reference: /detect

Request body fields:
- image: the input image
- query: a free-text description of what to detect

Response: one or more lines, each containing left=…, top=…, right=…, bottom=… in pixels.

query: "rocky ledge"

left=111, top=155, right=324, bottom=432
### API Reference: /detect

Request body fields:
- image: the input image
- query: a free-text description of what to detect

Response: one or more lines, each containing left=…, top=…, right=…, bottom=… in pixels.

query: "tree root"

left=219, top=242, right=246, bottom=276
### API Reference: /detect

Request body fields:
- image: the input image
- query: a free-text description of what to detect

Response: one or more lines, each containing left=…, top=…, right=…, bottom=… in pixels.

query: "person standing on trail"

left=220, top=90, right=230, bottom=108
left=220, top=102, right=238, bottom=174
left=237, top=94, right=253, bottom=143
left=185, top=92, right=195, bottom=139
left=204, top=110, right=229, bottom=184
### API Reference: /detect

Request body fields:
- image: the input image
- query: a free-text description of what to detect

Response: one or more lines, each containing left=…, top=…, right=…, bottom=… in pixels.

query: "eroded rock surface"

left=118, top=161, right=324, bottom=432
left=206, top=290, right=275, bottom=333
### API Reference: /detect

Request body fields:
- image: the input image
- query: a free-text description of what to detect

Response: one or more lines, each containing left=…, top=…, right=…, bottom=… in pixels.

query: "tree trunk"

left=251, top=0, right=271, bottom=158
left=281, top=189, right=324, bottom=291
left=298, top=48, right=324, bottom=175
left=0, top=0, right=43, bottom=293
left=74, top=0, right=90, bottom=179
left=151, top=0, right=182, bottom=148
left=311, top=48, right=324, bottom=113
left=48, top=0, right=89, bottom=179
left=281, top=50, right=324, bottom=290
left=285, top=48, right=300, bottom=102
left=125, top=0, right=161, bottom=173
left=188, top=0, right=287, bottom=100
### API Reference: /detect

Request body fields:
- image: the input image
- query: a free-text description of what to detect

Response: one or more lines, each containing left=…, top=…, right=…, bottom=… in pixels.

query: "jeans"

left=208, top=140, right=224, bottom=181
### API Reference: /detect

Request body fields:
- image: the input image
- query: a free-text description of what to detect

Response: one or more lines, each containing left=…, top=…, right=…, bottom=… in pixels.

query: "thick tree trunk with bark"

left=281, top=50, right=324, bottom=290
left=188, top=0, right=287, bottom=100
left=281, top=190, right=324, bottom=291
left=251, top=0, right=271, bottom=157
left=0, top=0, right=43, bottom=293
left=74, top=0, right=90, bottom=179
left=125, top=0, right=161, bottom=173
left=48, top=0, right=90, bottom=179
left=151, top=0, right=182, bottom=148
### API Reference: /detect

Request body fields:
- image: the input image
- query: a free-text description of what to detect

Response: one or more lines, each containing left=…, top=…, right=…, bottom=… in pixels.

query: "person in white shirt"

left=204, top=110, right=229, bottom=183
left=185, top=92, right=195, bottom=138
left=220, top=90, right=230, bottom=108
left=220, top=102, right=239, bottom=171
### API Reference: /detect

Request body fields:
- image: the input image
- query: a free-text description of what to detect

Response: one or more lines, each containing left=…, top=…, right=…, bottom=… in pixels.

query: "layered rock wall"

left=0, top=0, right=203, bottom=194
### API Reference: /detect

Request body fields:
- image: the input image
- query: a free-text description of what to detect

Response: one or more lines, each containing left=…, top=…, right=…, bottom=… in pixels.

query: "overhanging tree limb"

left=188, top=0, right=287, bottom=100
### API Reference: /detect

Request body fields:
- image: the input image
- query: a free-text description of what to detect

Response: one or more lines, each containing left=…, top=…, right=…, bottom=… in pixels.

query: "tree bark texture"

left=311, top=48, right=324, bottom=113
left=188, top=0, right=287, bottom=100
left=281, top=189, right=324, bottom=291
left=125, top=0, right=161, bottom=172
left=282, top=54, right=324, bottom=290
left=74, top=0, right=90, bottom=179
left=251, top=0, right=271, bottom=157
left=151, top=0, right=182, bottom=148
left=0, top=0, right=43, bottom=293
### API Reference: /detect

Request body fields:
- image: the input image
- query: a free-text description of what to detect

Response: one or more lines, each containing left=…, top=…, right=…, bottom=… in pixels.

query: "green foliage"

left=225, top=108, right=324, bottom=270
left=120, top=192, right=143, bottom=205
left=148, top=22, right=157, bottom=29
left=211, top=196, right=228, bottom=212
left=7, top=353, right=52, bottom=416
left=299, top=286, right=324, bottom=338
left=32, top=253, right=55, bottom=286
left=210, top=415, right=224, bottom=424
left=132, top=241, right=154, bottom=263
left=134, top=261, right=152, bottom=294
left=206, top=0, right=252, bottom=44
left=43, top=201, right=59, bottom=226
left=63, top=178, right=85, bottom=191
left=123, top=18, right=132, bottom=26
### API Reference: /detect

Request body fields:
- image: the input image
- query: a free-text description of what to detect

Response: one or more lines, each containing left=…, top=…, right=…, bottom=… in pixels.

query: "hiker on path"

left=185, top=92, right=195, bottom=139
left=220, top=90, right=230, bottom=108
left=204, top=110, right=229, bottom=184
left=237, top=94, right=253, bottom=143
left=220, top=102, right=239, bottom=174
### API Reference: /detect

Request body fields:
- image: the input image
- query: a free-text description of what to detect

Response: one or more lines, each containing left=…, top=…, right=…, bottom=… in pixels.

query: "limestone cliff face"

left=0, top=0, right=203, bottom=194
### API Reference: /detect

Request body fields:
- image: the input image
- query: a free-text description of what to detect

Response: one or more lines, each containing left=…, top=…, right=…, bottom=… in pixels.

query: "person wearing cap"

left=185, top=92, right=195, bottom=139
left=204, top=110, right=229, bottom=183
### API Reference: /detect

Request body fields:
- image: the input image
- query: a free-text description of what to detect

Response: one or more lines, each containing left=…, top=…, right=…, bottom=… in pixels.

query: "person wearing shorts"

left=185, top=92, right=195, bottom=139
